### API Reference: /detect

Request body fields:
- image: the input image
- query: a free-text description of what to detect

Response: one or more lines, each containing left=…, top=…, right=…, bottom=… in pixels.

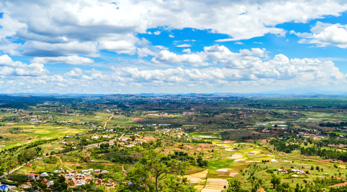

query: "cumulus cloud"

left=292, top=22, right=347, bottom=48
left=32, top=56, right=93, bottom=65
left=19, top=41, right=98, bottom=57
left=113, top=56, right=344, bottom=84
left=0, top=55, right=48, bottom=76
left=65, top=68, right=83, bottom=78
left=151, top=50, right=206, bottom=66
left=0, top=0, right=347, bottom=93
left=134, top=45, right=345, bottom=84
left=0, top=51, right=345, bottom=93
left=176, top=44, right=192, bottom=48
left=0, top=0, right=346, bottom=57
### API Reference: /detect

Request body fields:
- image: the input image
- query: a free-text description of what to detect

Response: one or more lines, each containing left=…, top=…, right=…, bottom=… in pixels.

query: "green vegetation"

left=2, top=95, right=347, bottom=191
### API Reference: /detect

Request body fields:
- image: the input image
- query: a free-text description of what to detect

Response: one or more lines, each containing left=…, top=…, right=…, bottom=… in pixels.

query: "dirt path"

left=54, top=155, right=73, bottom=171
left=103, top=113, right=114, bottom=129
left=0, top=160, right=32, bottom=178
left=330, top=182, right=347, bottom=188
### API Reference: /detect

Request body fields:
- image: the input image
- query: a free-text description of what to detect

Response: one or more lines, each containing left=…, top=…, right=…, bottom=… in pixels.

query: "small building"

left=270, top=159, right=278, bottom=163
left=96, top=179, right=103, bottom=185
left=94, top=169, right=101, bottom=174
left=76, top=181, right=85, bottom=186
left=278, top=169, right=288, bottom=174
left=91, top=136, right=99, bottom=140
left=28, top=173, right=36, bottom=181
left=106, top=183, right=114, bottom=187
left=41, top=172, right=49, bottom=177
left=101, top=170, right=108, bottom=174
left=291, top=169, right=306, bottom=175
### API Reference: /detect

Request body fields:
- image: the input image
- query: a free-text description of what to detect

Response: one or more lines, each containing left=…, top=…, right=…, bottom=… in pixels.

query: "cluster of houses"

left=24, top=168, right=113, bottom=189
left=278, top=168, right=306, bottom=176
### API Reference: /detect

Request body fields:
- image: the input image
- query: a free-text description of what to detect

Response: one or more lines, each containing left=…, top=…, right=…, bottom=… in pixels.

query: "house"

left=28, top=173, right=36, bottom=180
left=48, top=181, right=54, bottom=186
left=101, top=170, right=108, bottom=174
left=291, top=169, right=306, bottom=175
left=23, top=184, right=32, bottom=190
left=41, top=172, right=49, bottom=177
left=70, top=179, right=77, bottom=187
left=76, top=181, right=86, bottom=186
left=106, top=183, right=114, bottom=187
left=91, top=136, right=99, bottom=140
left=94, top=169, right=101, bottom=174
left=262, top=129, right=270, bottom=133
left=278, top=169, right=288, bottom=174
left=96, top=179, right=103, bottom=185
left=76, top=174, right=85, bottom=180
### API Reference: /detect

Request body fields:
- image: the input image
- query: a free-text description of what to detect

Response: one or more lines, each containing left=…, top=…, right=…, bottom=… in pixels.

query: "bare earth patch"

left=186, top=169, right=208, bottom=182
left=201, top=178, right=229, bottom=192
left=185, top=169, right=208, bottom=191
left=229, top=172, right=239, bottom=177
left=216, top=168, right=230, bottom=173
left=330, top=182, right=347, bottom=188
left=233, top=159, right=246, bottom=163
left=228, top=153, right=243, bottom=159
left=133, top=118, right=143, bottom=122
left=225, top=148, right=235, bottom=152
left=184, top=145, right=194, bottom=149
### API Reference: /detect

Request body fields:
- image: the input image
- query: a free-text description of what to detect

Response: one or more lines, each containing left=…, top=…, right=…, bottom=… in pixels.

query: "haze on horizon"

left=1, top=0, right=347, bottom=94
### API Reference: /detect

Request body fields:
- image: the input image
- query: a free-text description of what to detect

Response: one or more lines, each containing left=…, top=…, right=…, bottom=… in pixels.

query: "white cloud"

left=137, top=48, right=154, bottom=57
left=145, top=45, right=345, bottom=82
left=65, top=68, right=83, bottom=78
left=153, top=31, right=161, bottom=35
left=0, top=51, right=345, bottom=93
left=176, top=44, right=192, bottom=48
left=99, top=40, right=137, bottom=55
left=19, top=41, right=99, bottom=57
left=0, top=55, right=49, bottom=76
left=182, top=49, right=191, bottom=53
left=0, top=0, right=346, bottom=57
left=32, top=56, right=93, bottom=65
left=151, top=50, right=206, bottom=66
left=293, top=22, right=347, bottom=48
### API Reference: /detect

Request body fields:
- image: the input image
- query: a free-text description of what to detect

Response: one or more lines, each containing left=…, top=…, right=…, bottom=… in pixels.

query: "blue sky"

left=1, top=0, right=347, bottom=94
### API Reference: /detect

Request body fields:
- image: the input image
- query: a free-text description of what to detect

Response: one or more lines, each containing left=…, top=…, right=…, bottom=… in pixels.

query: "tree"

left=271, top=174, right=281, bottom=189
left=163, top=176, right=195, bottom=192
left=226, top=179, right=247, bottom=192
left=118, top=150, right=193, bottom=192
left=130, top=135, right=136, bottom=141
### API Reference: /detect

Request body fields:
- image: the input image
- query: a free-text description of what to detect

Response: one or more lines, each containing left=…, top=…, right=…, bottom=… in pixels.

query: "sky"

left=1, top=0, right=347, bottom=94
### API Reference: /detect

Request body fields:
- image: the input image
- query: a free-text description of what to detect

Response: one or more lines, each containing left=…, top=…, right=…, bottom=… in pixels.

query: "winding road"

left=103, top=113, right=114, bottom=129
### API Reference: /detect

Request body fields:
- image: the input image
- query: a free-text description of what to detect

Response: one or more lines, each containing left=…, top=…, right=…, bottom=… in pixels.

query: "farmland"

left=1, top=95, right=347, bottom=191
